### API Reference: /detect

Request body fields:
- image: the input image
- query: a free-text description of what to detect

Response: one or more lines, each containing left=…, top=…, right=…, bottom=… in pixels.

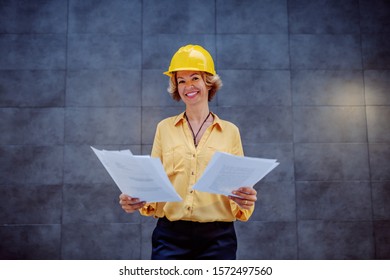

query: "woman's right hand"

left=119, top=194, right=146, bottom=213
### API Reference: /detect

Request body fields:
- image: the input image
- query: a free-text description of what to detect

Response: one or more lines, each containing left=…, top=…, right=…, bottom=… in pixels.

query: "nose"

left=185, top=80, right=195, bottom=88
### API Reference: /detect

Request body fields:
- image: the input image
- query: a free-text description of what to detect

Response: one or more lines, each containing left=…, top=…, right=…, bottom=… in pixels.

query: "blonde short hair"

left=167, top=72, right=222, bottom=102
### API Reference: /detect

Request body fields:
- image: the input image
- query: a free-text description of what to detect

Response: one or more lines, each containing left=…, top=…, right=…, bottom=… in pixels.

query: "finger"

left=238, top=186, right=257, bottom=195
left=119, top=195, right=131, bottom=205
left=229, top=196, right=255, bottom=208
left=233, top=187, right=258, bottom=202
left=119, top=193, right=132, bottom=201
left=119, top=194, right=142, bottom=204
left=232, top=191, right=257, bottom=202
left=231, top=188, right=254, bottom=197
left=120, top=197, right=144, bottom=206
left=122, top=201, right=146, bottom=213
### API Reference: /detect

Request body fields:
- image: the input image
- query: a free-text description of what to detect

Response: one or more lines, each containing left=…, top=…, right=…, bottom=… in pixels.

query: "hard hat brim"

left=163, top=68, right=216, bottom=77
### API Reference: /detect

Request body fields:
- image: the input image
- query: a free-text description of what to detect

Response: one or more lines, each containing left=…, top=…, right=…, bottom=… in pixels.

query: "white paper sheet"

left=91, top=147, right=182, bottom=202
left=192, top=152, right=279, bottom=196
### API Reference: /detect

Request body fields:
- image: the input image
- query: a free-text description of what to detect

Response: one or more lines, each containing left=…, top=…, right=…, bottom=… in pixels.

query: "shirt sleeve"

left=139, top=123, right=162, bottom=217
left=229, top=126, right=255, bottom=221
left=232, top=126, right=244, bottom=157
left=230, top=202, right=255, bottom=221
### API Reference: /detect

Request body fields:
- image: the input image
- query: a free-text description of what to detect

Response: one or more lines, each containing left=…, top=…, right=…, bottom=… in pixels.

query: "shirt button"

left=191, top=171, right=194, bottom=175
left=187, top=206, right=191, bottom=211
left=192, top=154, right=196, bottom=158
left=190, top=190, right=193, bottom=194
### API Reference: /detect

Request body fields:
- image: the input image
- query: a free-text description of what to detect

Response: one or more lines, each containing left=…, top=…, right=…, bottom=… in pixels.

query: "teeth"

left=186, top=92, right=197, bottom=97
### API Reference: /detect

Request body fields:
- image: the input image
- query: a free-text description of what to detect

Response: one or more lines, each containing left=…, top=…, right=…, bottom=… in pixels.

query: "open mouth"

left=185, top=91, right=198, bottom=98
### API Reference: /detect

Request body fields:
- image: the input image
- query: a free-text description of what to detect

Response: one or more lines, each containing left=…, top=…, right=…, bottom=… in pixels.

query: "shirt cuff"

left=139, top=203, right=156, bottom=216
left=230, top=200, right=254, bottom=221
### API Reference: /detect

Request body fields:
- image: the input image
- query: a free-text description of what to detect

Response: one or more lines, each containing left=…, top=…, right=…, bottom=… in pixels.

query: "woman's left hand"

left=229, top=186, right=257, bottom=210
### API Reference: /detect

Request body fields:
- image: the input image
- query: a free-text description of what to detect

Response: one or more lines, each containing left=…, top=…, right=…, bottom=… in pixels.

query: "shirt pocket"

left=200, top=145, right=227, bottom=171
left=162, top=145, right=186, bottom=177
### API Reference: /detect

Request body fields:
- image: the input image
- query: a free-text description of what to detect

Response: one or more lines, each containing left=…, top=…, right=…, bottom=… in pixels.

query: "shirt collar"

left=173, top=112, right=186, bottom=126
left=174, top=111, right=224, bottom=131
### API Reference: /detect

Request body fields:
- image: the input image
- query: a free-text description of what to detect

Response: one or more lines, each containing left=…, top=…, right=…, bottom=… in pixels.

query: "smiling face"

left=176, top=71, right=210, bottom=107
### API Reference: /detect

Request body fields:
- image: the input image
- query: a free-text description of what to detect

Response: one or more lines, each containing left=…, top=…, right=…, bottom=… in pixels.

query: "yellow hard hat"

left=163, top=44, right=216, bottom=77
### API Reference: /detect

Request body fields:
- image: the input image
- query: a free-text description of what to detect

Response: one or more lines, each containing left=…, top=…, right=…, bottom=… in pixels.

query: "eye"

left=192, top=76, right=200, bottom=81
left=178, top=80, right=185, bottom=84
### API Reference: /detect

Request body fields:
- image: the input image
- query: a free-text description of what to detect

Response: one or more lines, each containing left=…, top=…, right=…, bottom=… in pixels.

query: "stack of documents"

left=192, top=152, right=279, bottom=197
left=91, top=147, right=182, bottom=202
left=91, top=147, right=279, bottom=202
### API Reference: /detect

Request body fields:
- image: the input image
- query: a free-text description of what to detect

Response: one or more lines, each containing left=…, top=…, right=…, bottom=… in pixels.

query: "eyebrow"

left=177, top=73, right=200, bottom=79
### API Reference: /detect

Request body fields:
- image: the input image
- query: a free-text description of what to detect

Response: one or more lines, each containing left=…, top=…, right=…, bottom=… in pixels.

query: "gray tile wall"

left=0, top=0, right=389, bottom=260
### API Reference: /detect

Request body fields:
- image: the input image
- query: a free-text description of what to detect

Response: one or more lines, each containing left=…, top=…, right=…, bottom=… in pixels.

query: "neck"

left=185, top=105, right=210, bottom=123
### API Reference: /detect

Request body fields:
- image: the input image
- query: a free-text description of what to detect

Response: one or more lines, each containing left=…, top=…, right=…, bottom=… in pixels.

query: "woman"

left=119, top=45, right=257, bottom=259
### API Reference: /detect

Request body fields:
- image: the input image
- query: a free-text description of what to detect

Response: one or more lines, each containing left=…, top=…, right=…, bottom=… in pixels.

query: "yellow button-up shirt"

left=140, top=112, right=254, bottom=222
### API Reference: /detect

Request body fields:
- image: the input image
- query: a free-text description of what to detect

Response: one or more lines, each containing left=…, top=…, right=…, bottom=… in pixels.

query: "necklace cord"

left=185, top=112, right=211, bottom=147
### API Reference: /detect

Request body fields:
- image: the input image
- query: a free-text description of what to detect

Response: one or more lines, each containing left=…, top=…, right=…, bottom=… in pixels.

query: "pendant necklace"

left=185, top=111, right=211, bottom=147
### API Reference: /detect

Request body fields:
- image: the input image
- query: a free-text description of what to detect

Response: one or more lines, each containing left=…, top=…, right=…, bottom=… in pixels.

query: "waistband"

left=157, top=217, right=234, bottom=230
